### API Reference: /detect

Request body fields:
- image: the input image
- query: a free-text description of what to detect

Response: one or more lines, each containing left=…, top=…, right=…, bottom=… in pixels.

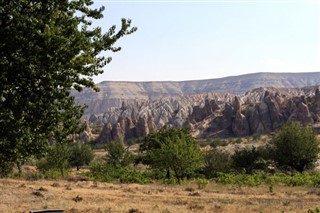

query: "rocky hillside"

left=80, top=86, right=320, bottom=143
left=73, top=72, right=320, bottom=115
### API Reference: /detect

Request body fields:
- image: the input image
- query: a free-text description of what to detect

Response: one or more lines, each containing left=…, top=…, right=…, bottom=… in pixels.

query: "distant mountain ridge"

left=84, top=86, right=320, bottom=143
left=72, top=72, right=320, bottom=115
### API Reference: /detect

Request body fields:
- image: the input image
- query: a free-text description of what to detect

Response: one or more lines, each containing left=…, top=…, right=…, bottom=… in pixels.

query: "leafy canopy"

left=0, top=0, right=136, bottom=168
left=272, top=121, right=320, bottom=172
left=141, top=128, right=203, bottom=183
left=105, top=140, right=133, bottom=168
left=69, top=143, right=94, bottom=170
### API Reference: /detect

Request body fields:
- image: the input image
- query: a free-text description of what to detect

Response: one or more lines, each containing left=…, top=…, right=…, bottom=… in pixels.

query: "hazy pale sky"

left=91, top=0, right=320, bottom=83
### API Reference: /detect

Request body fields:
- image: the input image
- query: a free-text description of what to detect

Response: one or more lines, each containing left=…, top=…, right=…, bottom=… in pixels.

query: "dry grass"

left=1, top=178, right=320, bottom=213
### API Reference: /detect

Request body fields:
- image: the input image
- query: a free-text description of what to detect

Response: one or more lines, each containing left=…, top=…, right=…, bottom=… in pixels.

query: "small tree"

left=37, top=143, right=70, bottom=176
left=141, top=128, right=203, bottom=183
left=105, top=140, right=133, bottom=168
left=272, top=121, right=320, bottom=172
left=69, top=143, right=94, bottom=170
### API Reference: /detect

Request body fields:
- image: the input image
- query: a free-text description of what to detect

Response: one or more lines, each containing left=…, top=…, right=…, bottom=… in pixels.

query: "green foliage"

left=0, top=0, right=136, bottom=175
left=234, top=138, right=242, bottom=144
left=89, top=159, right=150, bottom=184
left=0, top=159, right=14, bottom=178
left=252, top=133, right=261, bottom=141
left=272, top=121, right=320, bottom=172
left=69, top=143, right=94, bottom=170
left=212, top=172, right=320, bottom=187
left=308, top=207, right=320, bottom=213
left=196, top=178, right=209, bottom=189
left=209, top=138, right=228, bottom=148
left=105, top=140, right=133, bottom=168
left=203, top=149, right=232, bottom=178
left=231, top=146, right=266, bottom=174
left=37, top=144, right=71, bottom=177
left=141, top=128, right=203, bottom=183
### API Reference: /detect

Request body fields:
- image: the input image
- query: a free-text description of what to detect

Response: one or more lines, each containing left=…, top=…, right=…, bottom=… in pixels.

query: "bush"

left=105, top=140, right=133, bottom=168
left=209, top=138, right=228, bottom=148
left=212, top=172, right=320, bottom=187
left=0, top=160, right=14, bottom=178
left=36, top=143, right=70, bottom=177
left=231, top=146, right=266, bottom=174
left=308, top=207, right=320, bottom=213
left=272, top=121, right=319, bottom=172
left=196, top=178, right=209, bottom=189
left=89, top=159, right=150, bottom=184
left=203, top=149, right=232, bottom=178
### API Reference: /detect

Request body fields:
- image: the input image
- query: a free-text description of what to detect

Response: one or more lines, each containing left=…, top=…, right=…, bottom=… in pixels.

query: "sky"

left=90, top=0, right=320, bottom=83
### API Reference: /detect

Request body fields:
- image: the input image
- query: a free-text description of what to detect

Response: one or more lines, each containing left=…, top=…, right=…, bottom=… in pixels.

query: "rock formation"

left=73, top=72, right=320, bottom=115
left=87, top=86, right=320, bottom=143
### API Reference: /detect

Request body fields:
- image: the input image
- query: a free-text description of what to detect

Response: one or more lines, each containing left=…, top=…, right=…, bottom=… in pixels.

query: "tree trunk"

left=166, top=169, right=171, bottom=179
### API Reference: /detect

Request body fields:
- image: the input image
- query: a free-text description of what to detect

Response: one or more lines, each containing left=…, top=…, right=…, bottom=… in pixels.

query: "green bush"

left=231, top=146, right=266, bottom=174
left=212, top=172, right=320, bottom=187
left=272, top=121, right=320, bottom=172
left=196, top=178, right=209, bottom=189
left=36, top=143, right=70, bottom=177
left=203, top=149, right=232, bottom=178
left=0, top=160, right=14, bottom=178
left=89, top=159, right=150, bottom=184
left=209, top=138, right=228, bottom=148
left=308, top=207, right=320, bottom=213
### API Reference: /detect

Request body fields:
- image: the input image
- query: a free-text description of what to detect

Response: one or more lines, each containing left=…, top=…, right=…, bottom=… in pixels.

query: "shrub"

left=0, top=160, right=14, bottom=178
left=196, top=178, right=209, bottom=189
left=36, top=143, right=70, bottom=177
left=89, top=159, right=150, bottom=184
left=209, top=138, right=228, bottom=148
left=105, top=140, right=133, bottom=168
left=203, top=149, right=232, bottom=178
left=308, top=207, right=320, bottom=213
left=272, top=121, right=320, bottom=172
left=231, top=146, right=266, bottom=174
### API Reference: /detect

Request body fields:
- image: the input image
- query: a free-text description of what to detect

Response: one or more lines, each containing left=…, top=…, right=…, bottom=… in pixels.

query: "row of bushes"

left=213, top=172, right=320, bottom=187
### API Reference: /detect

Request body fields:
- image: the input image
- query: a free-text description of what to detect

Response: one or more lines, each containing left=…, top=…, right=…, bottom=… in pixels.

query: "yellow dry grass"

left=1, top=178, right=320, bottom=213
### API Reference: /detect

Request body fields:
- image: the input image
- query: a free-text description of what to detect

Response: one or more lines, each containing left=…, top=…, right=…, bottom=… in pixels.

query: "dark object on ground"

left=72, top=195, right=83, bottom=202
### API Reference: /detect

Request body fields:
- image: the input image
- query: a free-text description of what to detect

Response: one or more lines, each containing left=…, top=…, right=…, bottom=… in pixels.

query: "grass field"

left=1, top=178, right=320, bottom=213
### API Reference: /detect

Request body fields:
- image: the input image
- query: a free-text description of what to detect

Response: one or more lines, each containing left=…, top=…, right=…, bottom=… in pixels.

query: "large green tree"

left=0, top=0, right=136, bottom=175
left=140, top=128, right=203, bottom=183
left=272, top=121, right=319, bottom=172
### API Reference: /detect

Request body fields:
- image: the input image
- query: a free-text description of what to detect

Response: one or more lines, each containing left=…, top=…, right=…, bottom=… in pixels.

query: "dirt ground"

left=1, top=178, right=320, bottom=213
